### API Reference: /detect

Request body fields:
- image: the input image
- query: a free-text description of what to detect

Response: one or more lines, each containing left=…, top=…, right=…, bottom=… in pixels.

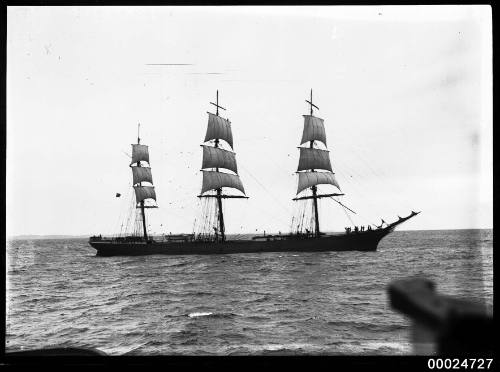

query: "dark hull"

left=89, top=228, right=393, bottom=257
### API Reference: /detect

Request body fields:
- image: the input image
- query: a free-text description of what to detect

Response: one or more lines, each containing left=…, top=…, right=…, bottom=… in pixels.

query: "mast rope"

left=329, top=197, right=357, bottom=214
left=334, top=141, right=415, bottom=217
left=239, top=163, right=293, bottom=217
left=123, top=192, right=136, bottom=236
left=339, top=202, right=356, bottom=226
left=309, top=201, right=315, bottom=233
left=329, top=194, right=377, bottom=227
left=299, top=200, right=307, bottom=233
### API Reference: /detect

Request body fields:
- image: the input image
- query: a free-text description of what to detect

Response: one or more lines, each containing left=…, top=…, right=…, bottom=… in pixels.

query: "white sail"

left=134, top=185, right=156, bottom=203
left=297, top=172, right=341, bottom=195
left=300, top=115, right=327, bottom=147
left=201, top=145, right=238, bottom=174
left=204, top=112, right=234, bottom=149
left=297, top=147, right=332, bottom=172
left=132, top=167, right=153, bottom=185
left=201, top=170, right=245, bottom=195
left=131, top=144, right=150, bottom=165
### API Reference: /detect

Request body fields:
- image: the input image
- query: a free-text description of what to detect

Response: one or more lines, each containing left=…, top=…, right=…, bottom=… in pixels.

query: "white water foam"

left=188, top=312, right=213, bottom=318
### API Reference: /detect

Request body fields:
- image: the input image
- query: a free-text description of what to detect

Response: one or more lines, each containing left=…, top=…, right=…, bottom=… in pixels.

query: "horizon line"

left=7, top=227, right=493, bottom=240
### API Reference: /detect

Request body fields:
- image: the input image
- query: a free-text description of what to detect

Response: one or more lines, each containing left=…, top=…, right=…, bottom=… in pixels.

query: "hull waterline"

left=89, top=228, right=392, bottom=257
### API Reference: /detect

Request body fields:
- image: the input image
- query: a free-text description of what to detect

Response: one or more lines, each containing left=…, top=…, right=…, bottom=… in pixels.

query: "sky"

left=7, top=5, right=492, bottom=236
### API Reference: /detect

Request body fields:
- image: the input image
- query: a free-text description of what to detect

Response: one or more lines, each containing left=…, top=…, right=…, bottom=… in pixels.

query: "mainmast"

left=130, top=123, right=157, bottom=241
left=294, top=90, right=344, bottom=237
left=211, top=91, right=226, bottom=242
left=199, top=90, right=248, bottom=242
left=306, top=90, right=321, bottom=236
left=138, top=125, right=148, bottom=240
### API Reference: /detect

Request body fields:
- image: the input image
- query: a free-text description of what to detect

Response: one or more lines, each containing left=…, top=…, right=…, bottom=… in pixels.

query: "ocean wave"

left=243, top=315, right=271, bottom=321
left=337, top=341, right=412, bottom=354
left=6, top=232, right=493, bottom=356
left=187, top=312, right=236, bottom=319
left=187, top=312, right=213, bottom=318
left=187, top=291, right=214, bottom=296
left=226, top=343, right=323, bottom=355
left=326, top=320, right=408, bottom=332
left=160, top=261, right=189, bottom=268
left=100, top=343, right=146, bottom=356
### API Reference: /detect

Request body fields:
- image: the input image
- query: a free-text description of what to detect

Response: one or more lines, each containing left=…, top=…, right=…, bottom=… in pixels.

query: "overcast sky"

left=7, top=6, right=492, bottom=236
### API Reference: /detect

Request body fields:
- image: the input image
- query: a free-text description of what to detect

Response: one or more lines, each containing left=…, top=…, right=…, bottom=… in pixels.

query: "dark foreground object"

left=6, top=347, right=107, bottom=356
left=388, top=278, right=493, bottom=355
left=89, top=212, right=419, bottom=256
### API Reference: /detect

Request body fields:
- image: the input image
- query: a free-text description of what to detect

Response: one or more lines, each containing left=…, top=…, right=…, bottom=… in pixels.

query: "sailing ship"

left=89, top=90, right=419, bottom=256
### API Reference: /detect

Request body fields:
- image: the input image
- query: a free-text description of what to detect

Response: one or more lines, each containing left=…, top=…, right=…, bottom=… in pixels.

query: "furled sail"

left=132, top=167, right=153, bottom=185
left=297, top=147, right=332, bottom=172
left=300, top=115, right=327, bottom=147
left=131, top=144, right=150, bottom=165
left=201, top=145, right=238, bottom=174
left=201, top=170, right=245, bottom=195
left=204, top=112, right=234, bottom=149
left=134, top=185, right=157, bottom=203
left=297, top=172, right=341, bottom=195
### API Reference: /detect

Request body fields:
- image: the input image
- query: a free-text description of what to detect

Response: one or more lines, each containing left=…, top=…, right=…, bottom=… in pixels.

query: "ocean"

left=6, top=229, right=493, bottom=355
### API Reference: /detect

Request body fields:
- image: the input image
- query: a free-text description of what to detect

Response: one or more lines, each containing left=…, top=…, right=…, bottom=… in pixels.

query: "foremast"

left=198, top=90, right=248, bottom=242
left=293, top=90, right=343, bottom=237
left=130, top=124, right=157, bottom=240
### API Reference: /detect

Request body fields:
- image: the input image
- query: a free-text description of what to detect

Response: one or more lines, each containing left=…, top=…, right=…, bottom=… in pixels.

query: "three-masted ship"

left=89, top=90, right=419, bottom=256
